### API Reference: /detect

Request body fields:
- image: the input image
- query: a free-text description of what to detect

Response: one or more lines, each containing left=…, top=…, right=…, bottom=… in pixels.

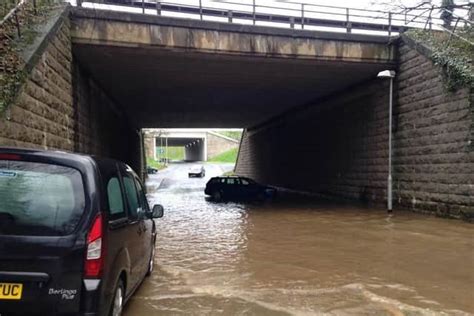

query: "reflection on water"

left=124, top=164, right=474, bottom=316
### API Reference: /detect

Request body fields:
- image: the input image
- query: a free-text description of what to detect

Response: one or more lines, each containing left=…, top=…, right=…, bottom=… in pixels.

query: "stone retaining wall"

left=73, top=62, right=140, bottom=169
left=207, top=132, right=239, bottom=159
left=0, top=14, right=142, bottom=173
left=236, top=79, right=390, bottom=203
left=0, top=19, right=75, bottom=150
left=393, top=41, right=473, bottom=216
left=236, top=38, right=473, bottom=218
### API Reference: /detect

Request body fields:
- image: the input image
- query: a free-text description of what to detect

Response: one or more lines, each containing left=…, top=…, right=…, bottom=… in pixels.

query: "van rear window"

left=0, top=160, right=85, bottom=236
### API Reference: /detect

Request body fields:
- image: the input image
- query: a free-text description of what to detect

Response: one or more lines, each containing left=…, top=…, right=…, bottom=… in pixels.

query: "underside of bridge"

left=73, top=46, right=392, bottom=128
left=71, top=8, right=396, bottom=128
left=156, top=137, right=206, bottom=161
left=1, top=7, right=472, bottom=218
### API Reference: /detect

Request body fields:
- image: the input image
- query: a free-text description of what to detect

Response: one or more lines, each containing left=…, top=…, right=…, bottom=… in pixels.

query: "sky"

left=74, top=0, right=472, bottom=14
left=75, top=0, right=472, bottom=33
left=72, top=0, right=472, bottom=11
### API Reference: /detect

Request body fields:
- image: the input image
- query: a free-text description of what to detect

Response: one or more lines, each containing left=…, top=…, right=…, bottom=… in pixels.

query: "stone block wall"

left=236, top=79, right=390, bottom=202
left=206, top=132, right=239, bottom=159
left=236, top=39, right=473, bottom=218
left=144, top=136, right=155, bottom=159
left=72, top=62, right=141, bottom=172
left=393, top=41, right=473, bottom=216
left=0, top=14, right=142, bottom=174
left=0, top=19, right=75, bottom=150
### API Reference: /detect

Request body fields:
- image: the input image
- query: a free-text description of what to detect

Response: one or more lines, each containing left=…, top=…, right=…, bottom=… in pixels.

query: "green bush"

left=1, top=0, right=19, bottom=19
left=146, top=158, right=166, bottom=170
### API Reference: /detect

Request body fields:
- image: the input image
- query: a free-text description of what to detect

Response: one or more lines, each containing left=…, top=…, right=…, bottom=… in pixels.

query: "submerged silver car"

left=188, top=165, right=205, bottom=178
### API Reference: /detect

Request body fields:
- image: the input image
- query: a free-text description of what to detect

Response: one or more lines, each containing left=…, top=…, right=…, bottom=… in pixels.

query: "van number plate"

left=0, top=283, right=23, bottom=300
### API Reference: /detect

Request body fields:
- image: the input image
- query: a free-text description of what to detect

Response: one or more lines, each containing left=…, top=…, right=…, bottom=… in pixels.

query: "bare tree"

left=368, top=0, right=432, bottom=14
left=369, top=0, right=472, bottom=27
left=440, top=0, right=455, bottom=28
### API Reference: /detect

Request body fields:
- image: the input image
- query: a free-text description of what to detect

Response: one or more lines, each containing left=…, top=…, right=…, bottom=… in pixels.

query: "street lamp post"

left=377, top=70, right=396, bottom=212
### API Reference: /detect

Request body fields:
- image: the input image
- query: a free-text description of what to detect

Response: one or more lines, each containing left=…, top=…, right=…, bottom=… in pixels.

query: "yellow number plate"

left=0, top=283, right=23, bottom=300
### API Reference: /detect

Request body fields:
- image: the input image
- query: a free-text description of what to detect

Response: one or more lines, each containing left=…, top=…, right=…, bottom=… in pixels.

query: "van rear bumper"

left=0, top=278, right=103, bottom=316
left=80, top=279, right=103, bottom=316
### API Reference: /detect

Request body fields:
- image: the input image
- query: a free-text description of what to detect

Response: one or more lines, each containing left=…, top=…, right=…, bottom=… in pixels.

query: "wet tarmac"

left=123, top=162, right=474, bottom=316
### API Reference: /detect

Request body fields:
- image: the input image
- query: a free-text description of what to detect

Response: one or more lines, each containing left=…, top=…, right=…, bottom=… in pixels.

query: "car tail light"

left=84, top=214, right=105, bottom=278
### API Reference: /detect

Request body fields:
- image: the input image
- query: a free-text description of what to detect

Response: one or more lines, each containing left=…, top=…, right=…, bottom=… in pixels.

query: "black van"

left=0, top=148, right=164, bottom=316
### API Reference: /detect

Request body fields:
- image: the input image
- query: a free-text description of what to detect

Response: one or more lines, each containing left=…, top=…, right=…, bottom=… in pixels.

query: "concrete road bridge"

left=0, top=0, right=472, bottom=218
left=70, top=5, right=397, bottom=128
left=144, top=129, right=239, bottom=161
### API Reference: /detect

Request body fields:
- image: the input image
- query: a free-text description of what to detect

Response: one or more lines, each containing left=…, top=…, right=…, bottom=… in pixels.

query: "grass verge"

left=156, top=146, right=184, bottom=161
left=146, top=157, right=167, bottom=170
left=208, top=147, right=238, bottom=163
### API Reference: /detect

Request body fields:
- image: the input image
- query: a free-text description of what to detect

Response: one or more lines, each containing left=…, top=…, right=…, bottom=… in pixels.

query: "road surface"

left=122, top=162, right=474, bottom=315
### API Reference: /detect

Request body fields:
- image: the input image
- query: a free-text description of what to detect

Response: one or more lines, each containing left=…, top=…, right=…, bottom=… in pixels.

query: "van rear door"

left=0, top=156, right=89, bottom=315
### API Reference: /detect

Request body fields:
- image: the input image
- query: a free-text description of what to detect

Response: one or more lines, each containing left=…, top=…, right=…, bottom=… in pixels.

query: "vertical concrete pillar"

left=153, top=136, right=156, bottom=160
left=139, top=130, right=146, bottom=181
left=144, top=135, right=155, bottom=159
left=198, top=139, right=205, bottom=161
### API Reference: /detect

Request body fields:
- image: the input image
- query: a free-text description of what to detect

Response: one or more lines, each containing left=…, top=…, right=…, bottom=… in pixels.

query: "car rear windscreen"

left=0, top=160, right=86, bottom=236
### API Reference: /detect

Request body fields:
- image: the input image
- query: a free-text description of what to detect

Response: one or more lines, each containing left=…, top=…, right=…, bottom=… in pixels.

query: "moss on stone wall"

left=1, top=0, right=18, bottom=19
left=406, top=27, right=474, bottom=92
left=469, top=88, right=474, bottom=152
left=0, top=0, right=60, bottom=115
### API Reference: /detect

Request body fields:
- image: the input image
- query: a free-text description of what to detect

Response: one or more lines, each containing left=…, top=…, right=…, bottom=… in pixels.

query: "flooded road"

left=124, top=163, right=474, bottom=316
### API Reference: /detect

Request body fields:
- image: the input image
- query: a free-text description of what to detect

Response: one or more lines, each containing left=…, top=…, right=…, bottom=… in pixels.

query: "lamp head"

left=377, top=70, right=396, bottom=78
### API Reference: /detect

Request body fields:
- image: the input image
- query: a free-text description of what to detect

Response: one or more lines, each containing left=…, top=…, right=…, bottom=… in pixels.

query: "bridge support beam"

left=71, top=8, right=396, bottom=65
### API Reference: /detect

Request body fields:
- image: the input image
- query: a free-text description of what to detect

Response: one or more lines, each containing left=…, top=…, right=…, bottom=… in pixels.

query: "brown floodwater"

left=124, top=164, right=474, bottom=316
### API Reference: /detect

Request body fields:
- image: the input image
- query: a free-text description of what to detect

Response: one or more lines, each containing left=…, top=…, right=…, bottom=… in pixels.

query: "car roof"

left=0, top=147, right=126, bottom=171
left=0, top=146, right=93, bottom=164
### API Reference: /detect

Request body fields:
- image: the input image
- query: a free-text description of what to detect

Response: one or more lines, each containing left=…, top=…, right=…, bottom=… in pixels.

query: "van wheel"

left=110, top=279, right=124, bottom=316
left=212, top=190, right=222, bottom=201
left=146, top=242, right=155, bottom=276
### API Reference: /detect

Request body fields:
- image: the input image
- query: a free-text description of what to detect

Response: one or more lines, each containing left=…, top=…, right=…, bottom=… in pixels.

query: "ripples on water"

left=124, top=164, right=474, bottom=316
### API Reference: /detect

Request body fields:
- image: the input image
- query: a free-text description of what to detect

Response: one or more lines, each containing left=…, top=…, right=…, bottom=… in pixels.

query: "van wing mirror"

left=152, top=204, right=164, bottom=218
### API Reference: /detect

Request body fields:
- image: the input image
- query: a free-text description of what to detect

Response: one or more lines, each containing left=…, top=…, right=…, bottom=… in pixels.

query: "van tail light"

left=0, top=153, right=21, bottom=160
left=84, top=214, right=105, bottom=278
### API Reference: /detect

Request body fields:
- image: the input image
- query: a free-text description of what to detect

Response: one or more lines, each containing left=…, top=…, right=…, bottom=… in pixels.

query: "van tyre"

left=110, top=279, right=124, bottom=316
